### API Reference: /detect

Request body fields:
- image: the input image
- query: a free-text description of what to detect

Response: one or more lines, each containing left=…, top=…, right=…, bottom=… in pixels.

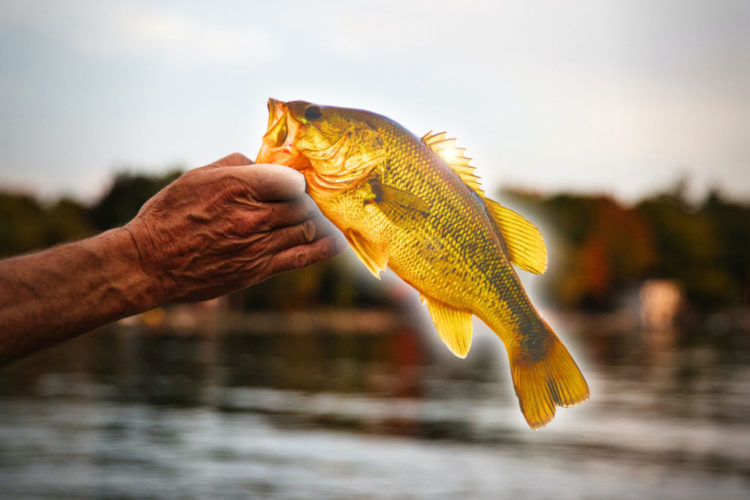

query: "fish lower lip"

left=263, top=113, right=289, bottom=148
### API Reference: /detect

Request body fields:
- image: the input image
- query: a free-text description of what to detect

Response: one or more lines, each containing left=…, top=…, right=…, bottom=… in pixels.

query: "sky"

left=0, top=0, right=748, bottom=203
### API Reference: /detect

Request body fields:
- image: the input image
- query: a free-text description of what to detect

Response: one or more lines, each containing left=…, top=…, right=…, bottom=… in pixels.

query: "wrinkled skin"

left=125, top=153, right=344, bottom=302
left=0, top=153, right=346, bottom=366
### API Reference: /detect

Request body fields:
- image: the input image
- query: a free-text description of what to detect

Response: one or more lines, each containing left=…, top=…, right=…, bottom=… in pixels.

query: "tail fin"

left=508, top=322, right=589, bottom=429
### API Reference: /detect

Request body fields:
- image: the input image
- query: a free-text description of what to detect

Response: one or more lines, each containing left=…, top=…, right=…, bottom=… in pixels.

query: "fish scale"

left=256, top=99, right=589, bottom=429
left=379, top=121, right=524, bottom=324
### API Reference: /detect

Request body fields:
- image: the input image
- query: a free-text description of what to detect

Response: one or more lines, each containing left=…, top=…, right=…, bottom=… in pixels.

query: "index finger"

left=239, top=163, right=307, bottom=201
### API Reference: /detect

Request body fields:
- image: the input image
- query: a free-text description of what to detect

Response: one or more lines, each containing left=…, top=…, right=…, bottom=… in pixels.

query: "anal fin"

left=424, top=297, right=473, bottom=358
left=345, top=229, right=388, bottom=279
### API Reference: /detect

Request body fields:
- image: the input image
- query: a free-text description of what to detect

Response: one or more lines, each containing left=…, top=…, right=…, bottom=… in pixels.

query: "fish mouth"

left=255, top=98, right=311, bottom=170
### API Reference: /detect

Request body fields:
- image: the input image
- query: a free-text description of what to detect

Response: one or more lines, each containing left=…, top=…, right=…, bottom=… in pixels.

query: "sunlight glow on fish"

left=256, top=99, right=589, bottom=428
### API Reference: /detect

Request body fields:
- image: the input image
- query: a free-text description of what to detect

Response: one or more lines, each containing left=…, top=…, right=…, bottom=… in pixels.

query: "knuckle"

left=216, top=169, right=239, bottom=184
left=252, top=210, right=272, bottom=229
left=228, top=152, right=251, bottom=164
left=183, top=168, right=205, bottom=182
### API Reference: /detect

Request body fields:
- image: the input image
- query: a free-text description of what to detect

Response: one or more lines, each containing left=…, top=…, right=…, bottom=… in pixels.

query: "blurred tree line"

left=1, top=171, right=748, bottom=311
left=0, top=169, right=390, bottom=311
left=501, top=182, right=750, bottom=310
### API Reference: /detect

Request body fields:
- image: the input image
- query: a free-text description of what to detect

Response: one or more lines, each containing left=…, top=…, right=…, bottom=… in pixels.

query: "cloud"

left=0, top=0, right=278, bottom=65
left=1, top=1, right=748, bottom=201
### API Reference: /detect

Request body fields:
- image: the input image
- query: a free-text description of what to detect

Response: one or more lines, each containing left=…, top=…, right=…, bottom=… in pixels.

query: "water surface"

left=0, top=314, right=748, bottom=499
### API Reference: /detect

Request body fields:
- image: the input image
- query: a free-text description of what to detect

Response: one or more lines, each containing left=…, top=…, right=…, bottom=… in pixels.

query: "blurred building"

left=639, top=279, right=683, bottom=330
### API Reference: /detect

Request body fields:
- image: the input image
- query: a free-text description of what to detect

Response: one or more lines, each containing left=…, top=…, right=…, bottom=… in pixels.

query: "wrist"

left=110, top=226, right=165, bottom=312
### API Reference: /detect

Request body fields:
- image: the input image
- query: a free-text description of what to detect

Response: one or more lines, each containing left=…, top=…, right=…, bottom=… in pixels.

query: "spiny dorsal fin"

left=422, top=131, right=484, bottom=196
left=423, top=296, right=473, bottom=358
left=422, top=130, right=547, bottom=274
left=484, top=199, right=548, bottom=274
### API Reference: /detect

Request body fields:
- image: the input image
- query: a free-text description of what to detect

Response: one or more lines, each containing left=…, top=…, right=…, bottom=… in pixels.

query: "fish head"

left=256, top=99, right=386, bottom=193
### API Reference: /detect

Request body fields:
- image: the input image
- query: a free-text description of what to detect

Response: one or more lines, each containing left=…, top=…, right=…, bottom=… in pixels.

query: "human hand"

left=124, top=153, right=344, bottom=303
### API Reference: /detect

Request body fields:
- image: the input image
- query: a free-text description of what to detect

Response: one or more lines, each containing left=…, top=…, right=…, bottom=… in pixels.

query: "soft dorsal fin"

left=345, top=229, right=389, bottom=279
left=484, top=199, right=548, bottom=274
left=422, top=131, right=484, bottom=195
left=422, top=130, right=547, bottom=275
left=422, top=296, right=473, bottom=358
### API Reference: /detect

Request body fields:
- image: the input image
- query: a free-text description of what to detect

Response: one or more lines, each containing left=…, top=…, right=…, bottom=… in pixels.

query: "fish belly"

left=313, top=173, right=539, bottom=334
left=314, top=181, right=589, bottom=429
left=316, top=181, right=517, bottom=316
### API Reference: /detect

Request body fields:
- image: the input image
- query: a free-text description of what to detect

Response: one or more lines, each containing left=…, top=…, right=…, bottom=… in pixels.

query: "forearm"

left=0, top=157, right=342, bottom=366
left=0, top=228, right=160, bottom=365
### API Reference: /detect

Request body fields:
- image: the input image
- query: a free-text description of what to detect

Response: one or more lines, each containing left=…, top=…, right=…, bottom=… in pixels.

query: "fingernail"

left=295, top=252, right=308, bottom=268
left=302, top=220, right=316, bottom=242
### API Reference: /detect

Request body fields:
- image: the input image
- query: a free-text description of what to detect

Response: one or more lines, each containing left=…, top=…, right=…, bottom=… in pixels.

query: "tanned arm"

left=0, top=227, right=156, bottom=363
left=0, top=153, right=343, bottom=366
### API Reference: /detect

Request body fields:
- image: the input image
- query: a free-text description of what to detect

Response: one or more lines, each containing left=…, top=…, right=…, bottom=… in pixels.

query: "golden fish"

left=256, top=99, right=589, bottom=428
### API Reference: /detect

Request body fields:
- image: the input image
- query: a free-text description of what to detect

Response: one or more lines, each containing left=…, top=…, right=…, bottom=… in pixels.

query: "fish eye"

left=304, top=105, right=323, bottom=121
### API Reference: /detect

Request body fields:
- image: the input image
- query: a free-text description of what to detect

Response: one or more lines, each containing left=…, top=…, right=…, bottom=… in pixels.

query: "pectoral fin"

left=345, top=229, right=388, bottom=279
left=484, top=199, right=548, bottom=274
left=368, top=179, right=430, bottom=223
left=424, top=297, right=473, bottom=358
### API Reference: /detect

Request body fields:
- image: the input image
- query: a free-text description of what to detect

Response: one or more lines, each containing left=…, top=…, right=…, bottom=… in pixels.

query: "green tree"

left=636, top=189, right=727, bottom=307
left=501, top=190, right=656, bottom=310
left=0, top=193, right=48, bottom=256
left=90, top=169, right=182, bottom=230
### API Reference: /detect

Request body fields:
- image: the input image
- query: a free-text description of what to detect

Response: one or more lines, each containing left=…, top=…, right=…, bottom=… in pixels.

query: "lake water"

left=0, top=312, right=748, bottom=499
